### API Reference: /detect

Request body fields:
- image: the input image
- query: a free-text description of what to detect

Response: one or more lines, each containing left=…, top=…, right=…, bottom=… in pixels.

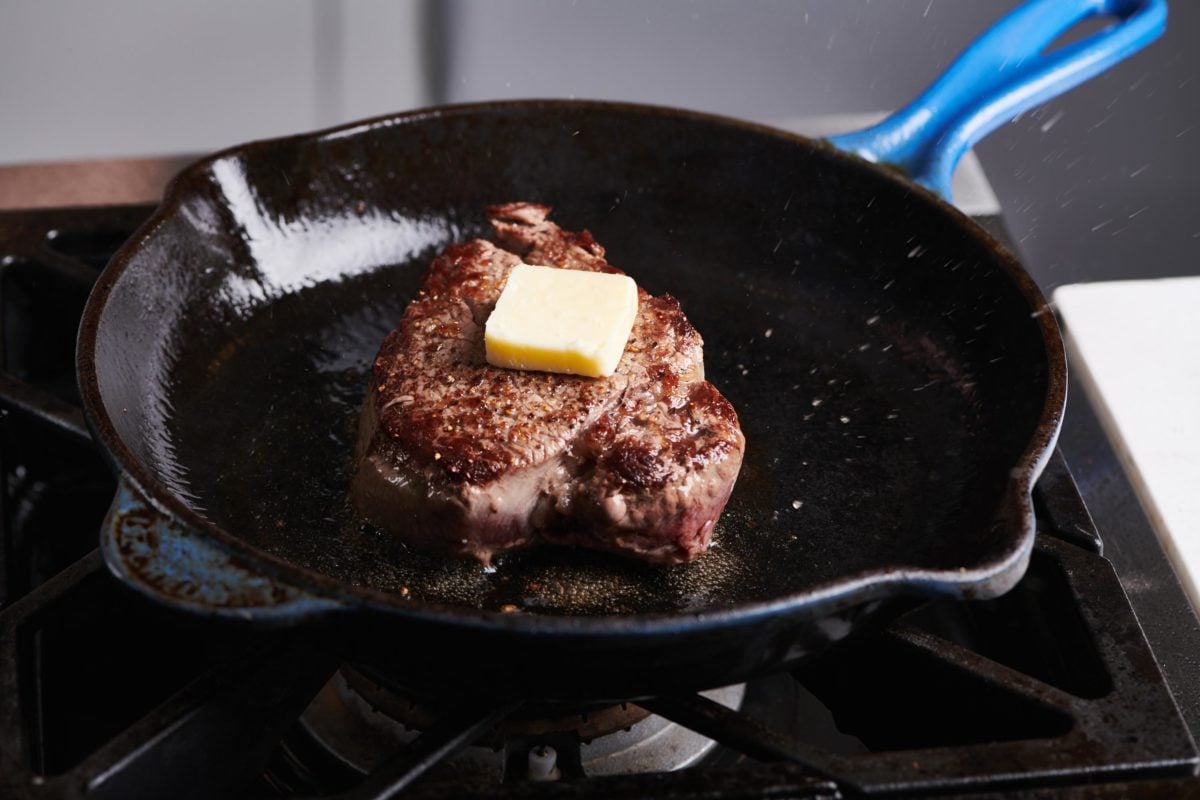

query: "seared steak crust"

left=353, top=203, right=745, bottom=565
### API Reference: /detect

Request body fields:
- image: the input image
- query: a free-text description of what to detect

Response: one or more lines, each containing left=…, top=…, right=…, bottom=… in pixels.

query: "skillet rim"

left=76, top=98, right=1066, bottom=636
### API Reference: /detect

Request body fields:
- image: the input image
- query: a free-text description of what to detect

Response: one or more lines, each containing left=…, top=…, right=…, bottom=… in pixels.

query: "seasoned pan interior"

left=89, top=103, right=1055, bottom=616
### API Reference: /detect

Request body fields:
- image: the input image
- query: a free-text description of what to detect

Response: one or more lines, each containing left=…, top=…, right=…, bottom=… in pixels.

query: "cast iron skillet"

left=77, top=0, right=1164, bottom=701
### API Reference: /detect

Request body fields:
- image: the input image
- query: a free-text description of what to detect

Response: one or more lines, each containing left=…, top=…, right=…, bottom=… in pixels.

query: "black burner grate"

left=0, top=207, right=1196, bottom=799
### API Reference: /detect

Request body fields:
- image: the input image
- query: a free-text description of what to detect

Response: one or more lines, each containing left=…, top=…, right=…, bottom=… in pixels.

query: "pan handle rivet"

left=527, top=745, right=560, bottom=781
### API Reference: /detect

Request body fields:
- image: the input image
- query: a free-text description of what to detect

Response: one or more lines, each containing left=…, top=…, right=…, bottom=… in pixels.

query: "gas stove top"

left=0, top=205, right=1197, bottom=798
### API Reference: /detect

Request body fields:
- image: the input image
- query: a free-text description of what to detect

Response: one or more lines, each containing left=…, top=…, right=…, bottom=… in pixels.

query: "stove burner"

left=341, top=665, right=654, bottom=744
left=299, top=667, right=745, bottom=780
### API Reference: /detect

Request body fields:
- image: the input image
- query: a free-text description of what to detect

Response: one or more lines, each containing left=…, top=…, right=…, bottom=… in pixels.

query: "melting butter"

left=484, top=263, right=638, bottom=378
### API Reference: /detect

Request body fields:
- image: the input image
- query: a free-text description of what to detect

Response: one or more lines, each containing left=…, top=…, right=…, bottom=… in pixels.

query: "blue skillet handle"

left=828, top=0, right=1167, bottom=201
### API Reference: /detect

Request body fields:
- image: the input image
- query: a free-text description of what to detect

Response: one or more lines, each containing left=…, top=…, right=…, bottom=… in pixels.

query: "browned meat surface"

left=352, top=203, right=745, bottom=565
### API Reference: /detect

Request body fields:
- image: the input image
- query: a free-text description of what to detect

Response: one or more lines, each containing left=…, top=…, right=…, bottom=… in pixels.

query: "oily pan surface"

left=102, top=105, right=1050, bottom=616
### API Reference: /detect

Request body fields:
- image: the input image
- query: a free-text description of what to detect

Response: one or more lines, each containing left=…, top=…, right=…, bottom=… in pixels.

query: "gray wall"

left=0, top=0, right=430, bottom=164
left=2, top=0, right=1194, bottom=291
left=435, top=0, right=1199, bottom=291
left=438, top=0, right=1033, bottom=118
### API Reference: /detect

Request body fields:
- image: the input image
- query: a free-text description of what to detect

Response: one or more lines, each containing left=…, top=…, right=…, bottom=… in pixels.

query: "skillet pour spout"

left=78, top=0, right=1162, bottom=699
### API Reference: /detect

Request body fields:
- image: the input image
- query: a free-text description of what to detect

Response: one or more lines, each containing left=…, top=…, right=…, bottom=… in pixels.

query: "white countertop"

left=1056, top=277, right=1200, bottom=609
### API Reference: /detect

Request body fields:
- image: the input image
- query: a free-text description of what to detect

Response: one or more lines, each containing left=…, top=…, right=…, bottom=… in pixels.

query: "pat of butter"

left=485, top=264, right=638, bottom=378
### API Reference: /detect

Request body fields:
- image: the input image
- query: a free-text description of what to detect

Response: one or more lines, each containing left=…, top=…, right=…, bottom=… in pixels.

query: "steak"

left=352, top=203, right=745, bottom=565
